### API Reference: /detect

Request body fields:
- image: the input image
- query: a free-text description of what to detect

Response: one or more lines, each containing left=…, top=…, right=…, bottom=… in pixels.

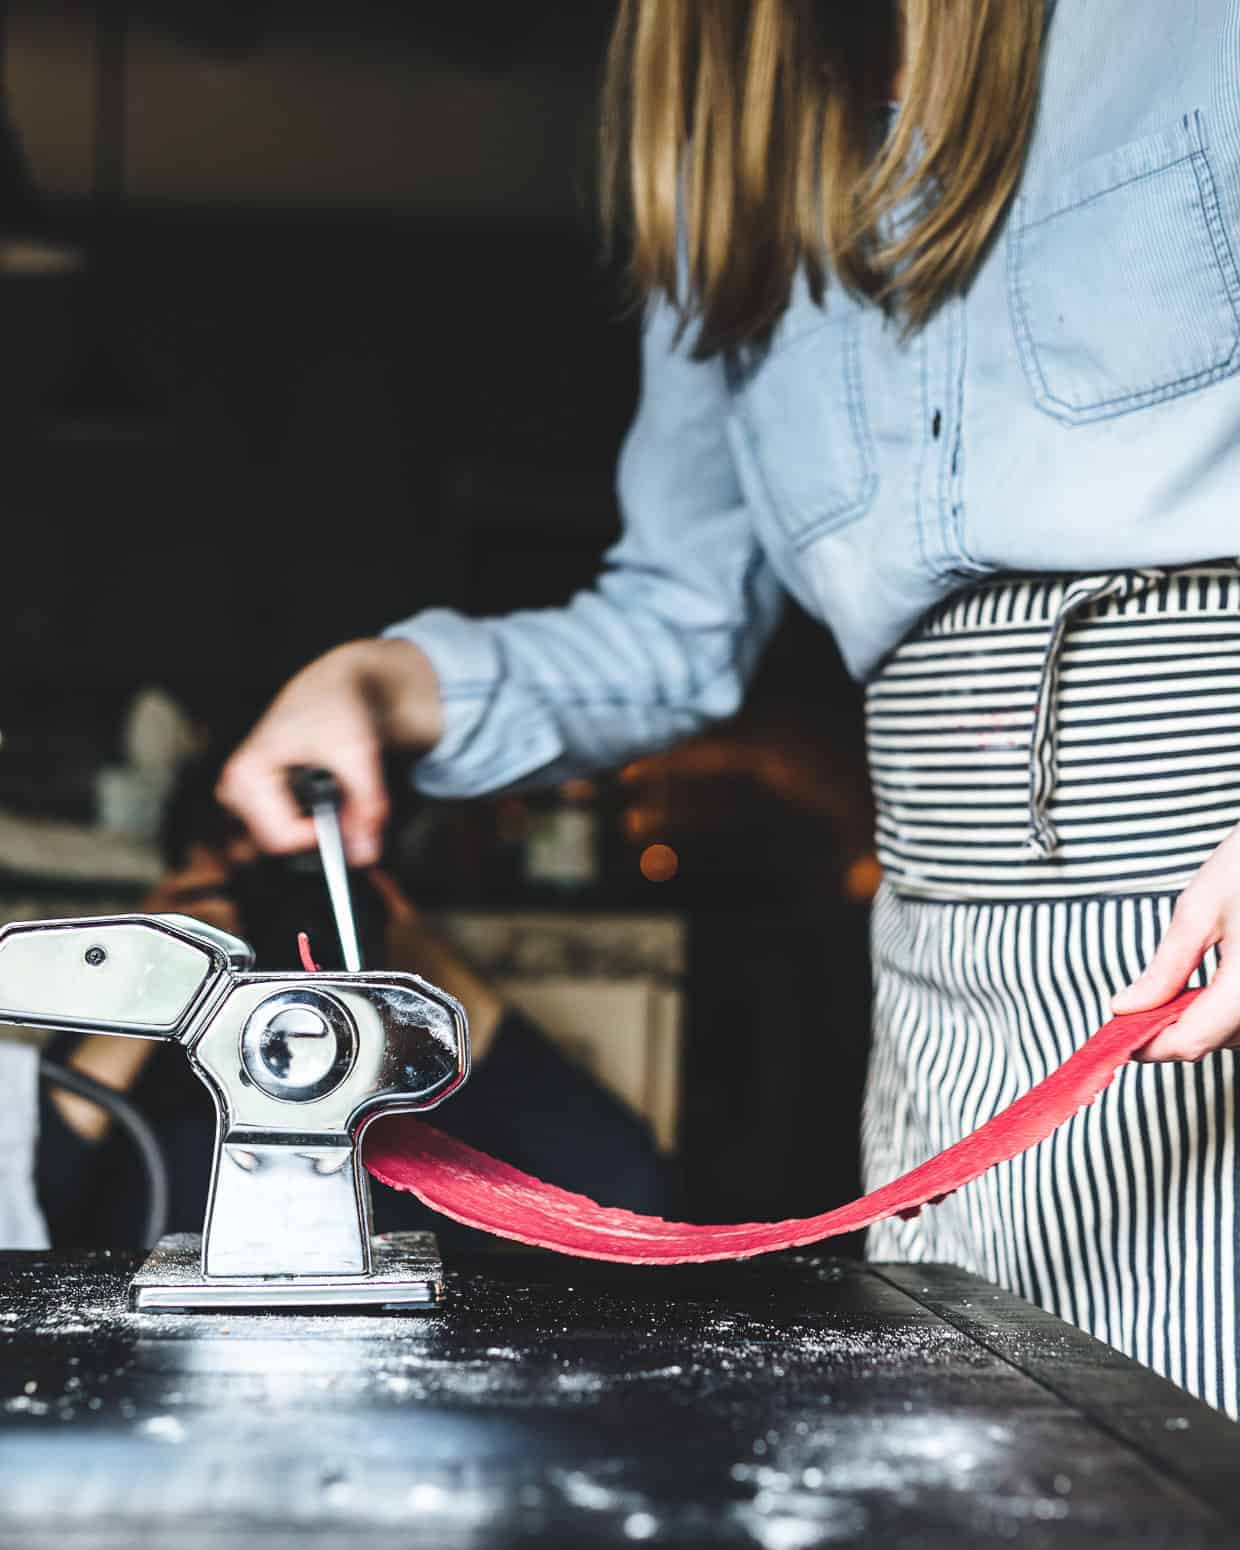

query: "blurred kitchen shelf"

left=0, top=880, right=147, bottom=923
left=427, top=909, right=684, bottom=1151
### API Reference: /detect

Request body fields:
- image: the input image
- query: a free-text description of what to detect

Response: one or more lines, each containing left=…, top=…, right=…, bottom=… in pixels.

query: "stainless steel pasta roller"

left=0, top=912, right=469, bottom=1311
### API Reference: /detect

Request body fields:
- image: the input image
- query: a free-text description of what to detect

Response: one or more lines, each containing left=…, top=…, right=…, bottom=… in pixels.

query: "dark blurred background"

left=0, top=0, right=873, bottom=1230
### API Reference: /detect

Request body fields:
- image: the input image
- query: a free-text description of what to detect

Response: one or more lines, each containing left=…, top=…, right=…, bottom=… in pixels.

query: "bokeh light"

left=844, top=853, right=882, bottom=900
left=640, top=844, right=679, bottom=883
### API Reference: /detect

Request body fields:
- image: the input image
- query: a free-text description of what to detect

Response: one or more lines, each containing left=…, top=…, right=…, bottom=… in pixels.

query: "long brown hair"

left=601, top=0, right=1045, bottom=358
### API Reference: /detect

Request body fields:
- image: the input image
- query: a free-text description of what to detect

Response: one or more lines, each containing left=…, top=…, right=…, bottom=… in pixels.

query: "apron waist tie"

left=1024, top=569, right=1165, bottom=860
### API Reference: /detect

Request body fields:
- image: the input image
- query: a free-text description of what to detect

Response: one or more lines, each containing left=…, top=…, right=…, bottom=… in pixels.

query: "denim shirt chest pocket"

left=726, top=298, right=876, bottom=550
left=1008, top=111, right=1240, bottom=423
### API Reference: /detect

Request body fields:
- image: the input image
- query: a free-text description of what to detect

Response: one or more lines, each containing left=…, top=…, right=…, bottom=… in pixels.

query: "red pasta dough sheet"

left=363, top=990, right=1201, bottom=1265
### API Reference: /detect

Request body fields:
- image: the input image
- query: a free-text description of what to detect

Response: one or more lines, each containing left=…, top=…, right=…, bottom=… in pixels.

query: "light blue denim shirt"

left=390, top=0, right=1240, bottom=799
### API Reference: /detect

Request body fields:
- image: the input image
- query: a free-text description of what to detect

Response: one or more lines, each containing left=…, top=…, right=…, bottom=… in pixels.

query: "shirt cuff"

left=382, top=609, right=563, bottom=798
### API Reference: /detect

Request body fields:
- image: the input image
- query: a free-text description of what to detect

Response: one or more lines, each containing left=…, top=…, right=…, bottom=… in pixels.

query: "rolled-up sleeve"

left=385, top=301, right=785, bottom=798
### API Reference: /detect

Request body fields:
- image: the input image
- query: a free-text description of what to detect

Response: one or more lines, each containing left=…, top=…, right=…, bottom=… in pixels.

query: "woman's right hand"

left=215, top=637, right=442, bottom=865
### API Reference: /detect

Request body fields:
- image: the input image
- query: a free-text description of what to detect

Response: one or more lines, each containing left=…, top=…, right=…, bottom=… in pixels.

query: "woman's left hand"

left=1112, top=825, right=1240, bottom=1060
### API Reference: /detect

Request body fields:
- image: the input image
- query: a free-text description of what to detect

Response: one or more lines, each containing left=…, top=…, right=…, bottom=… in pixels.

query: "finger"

left=216, top=752, right=317, bottom=855
left=1111, top=894, right=1219, bottom=1013
left=329, top=740, right=390, bottom=866
left=1137, top=954, right=1240, bottom=1062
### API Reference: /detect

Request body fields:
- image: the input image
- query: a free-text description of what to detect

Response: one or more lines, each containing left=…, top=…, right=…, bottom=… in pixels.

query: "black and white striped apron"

left=862, top=564, right=1240, bottom=1416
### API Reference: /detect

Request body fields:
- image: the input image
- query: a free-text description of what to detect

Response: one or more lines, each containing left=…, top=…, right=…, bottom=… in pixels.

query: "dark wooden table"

left=1, top=1249, right=1238, bottom=1548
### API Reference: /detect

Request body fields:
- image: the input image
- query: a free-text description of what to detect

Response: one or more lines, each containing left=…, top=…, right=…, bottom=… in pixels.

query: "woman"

left=219, top=1, right=1240, bottom=1415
